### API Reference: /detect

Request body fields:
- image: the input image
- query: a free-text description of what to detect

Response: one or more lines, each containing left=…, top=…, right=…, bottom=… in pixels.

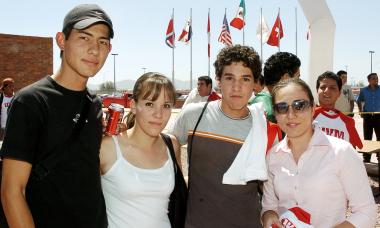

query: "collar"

left=315, top=106, right=340, bottom=118
left=218, top=100, right=251, bottom=120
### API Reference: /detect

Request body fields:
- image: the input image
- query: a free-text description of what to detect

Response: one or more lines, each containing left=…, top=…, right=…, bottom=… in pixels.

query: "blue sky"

left=1, top=0, right=379, bottom=89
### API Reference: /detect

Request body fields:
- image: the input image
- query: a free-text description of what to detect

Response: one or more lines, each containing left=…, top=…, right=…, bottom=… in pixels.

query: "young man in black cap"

left=0, top=4, right=113, bottom=227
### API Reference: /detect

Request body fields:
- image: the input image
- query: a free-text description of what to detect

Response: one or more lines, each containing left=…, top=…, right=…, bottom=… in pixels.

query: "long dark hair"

left=126, top=72, right=176, bottom=129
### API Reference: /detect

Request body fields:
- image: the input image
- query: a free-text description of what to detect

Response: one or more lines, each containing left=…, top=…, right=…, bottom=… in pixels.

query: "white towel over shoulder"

left=222, top=103, right=268, bottom=185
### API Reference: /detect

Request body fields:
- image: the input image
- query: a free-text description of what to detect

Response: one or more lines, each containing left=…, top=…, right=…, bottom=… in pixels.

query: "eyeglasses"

left=273, top=99, right=311, bottom=114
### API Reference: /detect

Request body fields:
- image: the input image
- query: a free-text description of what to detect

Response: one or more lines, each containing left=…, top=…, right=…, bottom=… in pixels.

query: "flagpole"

left=278, top=7, right=280, bottom=52
left=224, top=8, right=227, bottom=45
left=295, top=7, right=298, bottom=56
left=208, top=8, right=210, bottom=77
left=242, top=0, right=245, bottom=45
left=172, top=8, right=175, bottom=86
left=242, top=17, right=245, bottom=45
left=260, top=7, right=263, bottom=61
left=243, top=28, right=245, bottom=45
left=190, top=8, right=193, bottom=90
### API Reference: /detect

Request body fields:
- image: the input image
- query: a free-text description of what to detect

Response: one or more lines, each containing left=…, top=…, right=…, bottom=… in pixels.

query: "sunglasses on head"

left=273, top=99, right=311, bottom=114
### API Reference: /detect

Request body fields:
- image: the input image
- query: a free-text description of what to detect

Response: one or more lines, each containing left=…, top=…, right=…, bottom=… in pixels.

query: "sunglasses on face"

left=273, top=99, right=311, bottom=114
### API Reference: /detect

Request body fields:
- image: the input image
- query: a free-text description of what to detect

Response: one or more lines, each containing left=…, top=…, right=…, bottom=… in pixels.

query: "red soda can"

left=105, top=103, right=124, bottom=135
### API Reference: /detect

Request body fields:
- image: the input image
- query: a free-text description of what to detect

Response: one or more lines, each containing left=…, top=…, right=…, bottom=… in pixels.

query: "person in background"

left=357, top=72, right=380, bottom=162
left=101, top=73, right=183, bottom=228
left=251, top=52, right=301, bottom=123
left=0, top=4, right=113, bottom=227
left=261, top=78, right=376, bottom=228
left=170, top=45, right=280, bottom=227
left=263, top=52, right=301, bottom=94
left=182, top=75, right=220, bottom=108
left=252, top=74, right=265, bottom=96
left=335, top=70, right=355, bottom=116
left=314, top=71, right=362, bottom=149
left=248, top=74, right=273, bottom=122
left=0, top=78, right=15, bottom=140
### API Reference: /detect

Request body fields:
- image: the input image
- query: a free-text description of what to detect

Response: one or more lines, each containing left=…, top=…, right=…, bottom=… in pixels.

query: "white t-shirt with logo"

left=1, top=95, right=13, bottom=129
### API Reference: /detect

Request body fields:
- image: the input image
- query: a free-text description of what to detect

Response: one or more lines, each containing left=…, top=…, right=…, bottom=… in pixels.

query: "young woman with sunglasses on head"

left=261, top=78, right=376, bottom=228
left=100, top=72, right=184, bottom=228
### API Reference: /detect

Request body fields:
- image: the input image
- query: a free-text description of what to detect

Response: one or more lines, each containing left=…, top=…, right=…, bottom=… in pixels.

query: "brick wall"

left=0, top=33, right=53, bottom=91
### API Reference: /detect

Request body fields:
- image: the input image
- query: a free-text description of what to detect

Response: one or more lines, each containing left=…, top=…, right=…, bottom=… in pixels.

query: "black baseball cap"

left=63, top=4, right=114, bottom=38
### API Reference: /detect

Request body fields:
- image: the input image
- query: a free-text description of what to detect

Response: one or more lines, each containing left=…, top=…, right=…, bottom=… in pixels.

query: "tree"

left=99, top=81, right=115, bottom=93
left=357, top=80, right=365, bottom=87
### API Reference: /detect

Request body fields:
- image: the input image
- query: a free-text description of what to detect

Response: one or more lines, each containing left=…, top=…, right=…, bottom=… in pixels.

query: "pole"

left=278, top=7, right=281, bottom=52
left=369, top=51, right=375, bottom=73
left=172, top=8, right=175, bottom=86
left=295, top=7, right=298, bottom=56
left=260, top=7, right=263, bottom=61
left=243, top=27, right=245, bottom=45
left=142, top=67, right=147, bottom=74
left=208, top=8, right=210, bottom=77
left=190, top=8, right=193, bottom=90
left=243, top=0, right=246, bottom=45
left=111, top=53, right=118, bottom=93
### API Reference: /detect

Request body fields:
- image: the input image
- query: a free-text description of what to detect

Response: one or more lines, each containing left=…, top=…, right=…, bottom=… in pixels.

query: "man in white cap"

left=0, top=4, right=113, bottom=227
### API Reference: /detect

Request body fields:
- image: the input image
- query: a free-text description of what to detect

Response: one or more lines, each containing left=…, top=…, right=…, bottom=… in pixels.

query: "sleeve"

left=344, top=115, right=363, bottom=149
left=336, top=144, right=377, bottom=227
left=347, top=86, right=355, bottom=101
left=261, top=154, right=279, bottom=215
left=356, top=88, right=364, bottom=104
left=167, top=107, right=191, bottom=146
left=0, top=99, right=43, bottom=163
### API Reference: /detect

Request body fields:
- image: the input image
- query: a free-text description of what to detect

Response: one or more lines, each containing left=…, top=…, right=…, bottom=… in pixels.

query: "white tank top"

left=101, top=136, right=174, bottom=228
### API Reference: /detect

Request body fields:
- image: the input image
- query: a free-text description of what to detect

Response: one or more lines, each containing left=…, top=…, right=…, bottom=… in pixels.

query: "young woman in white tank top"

left=100, top=73, right=181, bottom=228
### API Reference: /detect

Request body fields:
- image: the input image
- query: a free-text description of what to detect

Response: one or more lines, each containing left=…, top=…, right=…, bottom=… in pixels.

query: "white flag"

left=256, top=15, right=270, bottom=44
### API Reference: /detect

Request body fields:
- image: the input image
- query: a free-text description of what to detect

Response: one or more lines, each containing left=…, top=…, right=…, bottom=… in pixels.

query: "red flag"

left=207, top=12, right=211, bottom=57
left=230, top=0, right=246, bottom=30
left=218, top=13, right=233, bottom=46
left=267, top=13, right=284, bottom=47
left=165, top=16, right=175, bottom=48
left=178, top=18, right=192, bottom=43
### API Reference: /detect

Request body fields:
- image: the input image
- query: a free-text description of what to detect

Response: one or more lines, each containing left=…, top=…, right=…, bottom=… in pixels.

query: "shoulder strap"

left=30, top=92, right=93, bottom=182
left=186, top=101, right=209, bottom=189
left=161, top=133, right=179, bottom=173
left=188, top=101, right=209, bottom=164
left=111, top=136, right=123, bottom=159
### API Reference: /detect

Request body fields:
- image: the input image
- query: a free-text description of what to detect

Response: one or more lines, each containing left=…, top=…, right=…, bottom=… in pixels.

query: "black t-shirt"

left=1, top=76, right=107, bottom=227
